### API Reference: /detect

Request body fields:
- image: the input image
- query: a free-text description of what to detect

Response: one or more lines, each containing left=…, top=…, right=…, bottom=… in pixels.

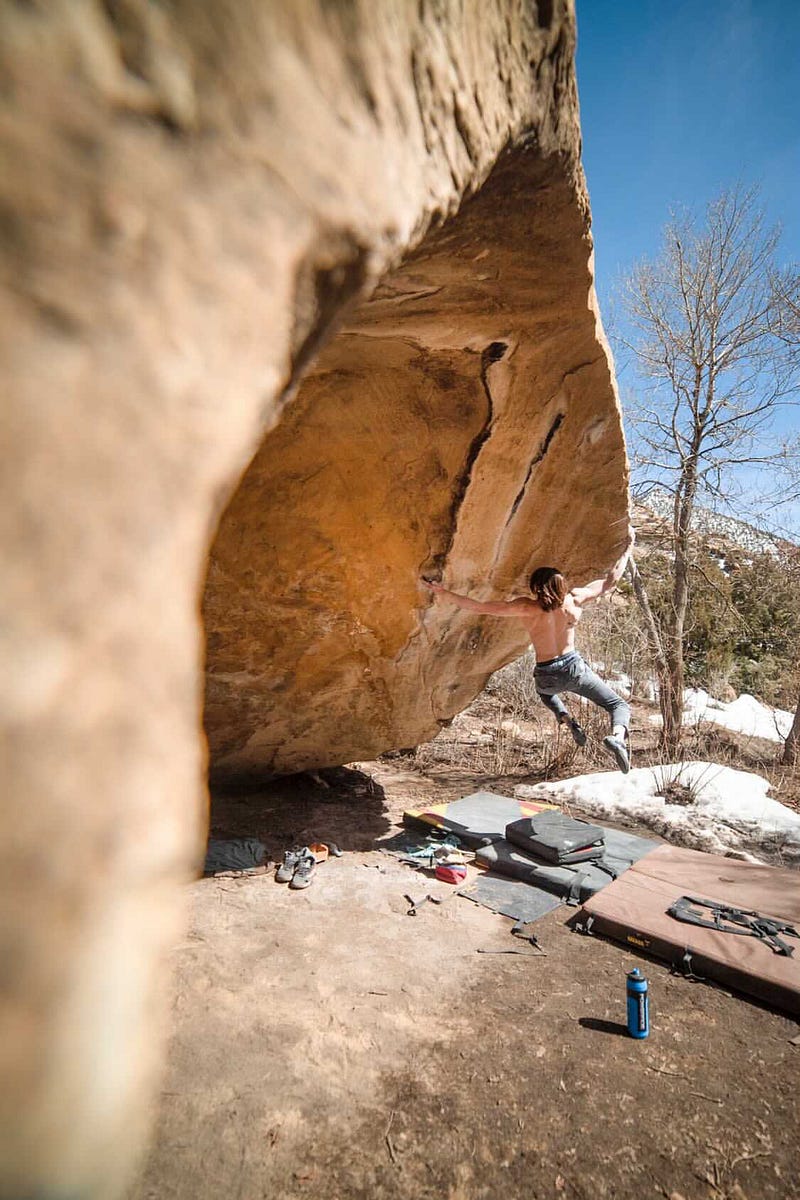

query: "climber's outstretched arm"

left=422, top=579, right=532, bottom=618
left=570, top=525, right=635, bottom=607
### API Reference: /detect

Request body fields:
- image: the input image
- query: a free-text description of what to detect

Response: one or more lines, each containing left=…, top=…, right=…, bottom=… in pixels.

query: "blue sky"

left=576, top=0, right=800, bottom=300
left=575, top=0, right=800, bottom=532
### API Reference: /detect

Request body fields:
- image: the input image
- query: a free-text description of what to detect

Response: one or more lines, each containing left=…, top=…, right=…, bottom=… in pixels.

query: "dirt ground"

left=129, top=753, right=800, bottom=1200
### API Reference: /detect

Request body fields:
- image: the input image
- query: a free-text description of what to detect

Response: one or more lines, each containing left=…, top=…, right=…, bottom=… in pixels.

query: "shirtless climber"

left=421, top=527, right=636, bottom=773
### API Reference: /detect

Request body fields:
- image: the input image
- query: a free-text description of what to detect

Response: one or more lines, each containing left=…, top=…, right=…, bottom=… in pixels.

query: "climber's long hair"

left=529, top=566, right=566, bottom=612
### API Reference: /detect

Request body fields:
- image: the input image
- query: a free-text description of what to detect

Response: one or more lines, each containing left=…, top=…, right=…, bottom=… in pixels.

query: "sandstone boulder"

left=204, top=146, right=629, bottom=778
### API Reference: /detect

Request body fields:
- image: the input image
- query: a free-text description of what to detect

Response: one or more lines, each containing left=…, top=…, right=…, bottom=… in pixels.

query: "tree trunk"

left=783, top=695, right=800, bottom=765
left=663, top=457, right=700, bottom=753
left=625, top=557, right=676, bottom=746
left=662, top=637, right=685, bottom=751
left=663, top=542, right=689, bottom=751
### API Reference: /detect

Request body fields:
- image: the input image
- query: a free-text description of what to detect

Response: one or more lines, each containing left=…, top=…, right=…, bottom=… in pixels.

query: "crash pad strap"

left=566, top=865, right=610, bottom=905
left=566, top=871, right=584, bottom=906
left=566, top=856, right=622, bottom=904
left=668, top=895, right=799, bottom=957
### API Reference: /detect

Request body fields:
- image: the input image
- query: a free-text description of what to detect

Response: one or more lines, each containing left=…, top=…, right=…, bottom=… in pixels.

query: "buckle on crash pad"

left=671, top=948, right=705, bottom=982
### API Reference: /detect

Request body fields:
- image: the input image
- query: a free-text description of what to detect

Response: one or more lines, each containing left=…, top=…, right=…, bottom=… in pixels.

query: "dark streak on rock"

left=410, top=47, right=434, bottom=155
left=430, top=341, right=508, bottom=575
left=536, top=0, right=554, bottom=29
left=99, top=0, right=187, bottom=134
left=319, top=0, right=379, bottom=118
left=453, top=99, right=480, bottom=168
left=289, top=243, right=370, bottom=384
left=506, top=410, right=564, bottom=523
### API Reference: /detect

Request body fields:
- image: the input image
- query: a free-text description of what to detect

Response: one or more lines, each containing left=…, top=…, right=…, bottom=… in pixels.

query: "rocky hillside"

left=634, top=488, right=795, bottom=561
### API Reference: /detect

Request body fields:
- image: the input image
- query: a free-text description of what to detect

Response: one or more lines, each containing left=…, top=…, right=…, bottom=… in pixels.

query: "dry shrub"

left=413, top=708, right=534, bottom=777
left=538, top=700, right=611, bottom=779
left=484, top=650, right=540, bottom=713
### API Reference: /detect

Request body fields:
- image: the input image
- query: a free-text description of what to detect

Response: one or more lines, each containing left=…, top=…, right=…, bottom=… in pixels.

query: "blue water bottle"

left=626, top=967, right=649, bottom=1039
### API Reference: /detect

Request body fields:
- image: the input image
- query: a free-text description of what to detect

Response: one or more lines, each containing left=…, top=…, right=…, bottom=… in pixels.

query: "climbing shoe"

left=559, top=714, right=587, bottom=747
left=567, top=718, right=587, bottom=748
left=289, top=852, right=317, bottom=890
left=602, top=733, right=630, bottom=774
left=275, top=846, right=306, bottom=883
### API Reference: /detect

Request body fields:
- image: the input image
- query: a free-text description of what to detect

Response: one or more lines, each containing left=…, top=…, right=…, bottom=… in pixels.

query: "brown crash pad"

left=580, top=845, right=800, bottom=1015
left=633, top=845, right=800, bottom=923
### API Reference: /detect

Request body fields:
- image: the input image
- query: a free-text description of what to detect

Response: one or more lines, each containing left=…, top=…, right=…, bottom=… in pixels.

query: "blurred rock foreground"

left=0, top=2, right=626, bottom=1198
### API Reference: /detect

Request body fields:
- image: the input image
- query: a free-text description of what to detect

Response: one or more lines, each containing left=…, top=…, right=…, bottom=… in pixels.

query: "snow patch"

left=516, top=761, right=800, bottom=861
left=649, top=689, right=793, bottom=742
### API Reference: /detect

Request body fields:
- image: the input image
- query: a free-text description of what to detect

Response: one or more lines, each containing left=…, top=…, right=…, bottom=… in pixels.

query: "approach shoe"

left=275, top=846, right=306, bottom=883
left=289, top=852, right=317, bottom=890
left=602, top=733, right=630, bottom=774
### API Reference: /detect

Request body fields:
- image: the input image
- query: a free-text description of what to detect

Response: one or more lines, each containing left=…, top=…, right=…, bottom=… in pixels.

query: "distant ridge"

left=634, top=488, right=795, bottom=558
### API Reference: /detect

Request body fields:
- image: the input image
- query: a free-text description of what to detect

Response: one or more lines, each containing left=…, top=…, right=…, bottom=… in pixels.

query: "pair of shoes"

left=603, top=732, right=631, bottom=774
left=560, top=715, right=587, bottom=747
left=275, top=847, right=317, bottom=889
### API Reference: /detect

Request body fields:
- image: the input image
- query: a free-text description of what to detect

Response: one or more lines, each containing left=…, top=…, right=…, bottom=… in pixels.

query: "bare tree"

left=619, top=186, right=799, bottom=750
left=771, top=265, right=800, bottom=349
left=771, top=265, right=800, bottom=764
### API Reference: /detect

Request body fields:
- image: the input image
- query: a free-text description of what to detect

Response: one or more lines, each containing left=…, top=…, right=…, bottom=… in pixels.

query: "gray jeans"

left=534, top=651, right=630, bottom=731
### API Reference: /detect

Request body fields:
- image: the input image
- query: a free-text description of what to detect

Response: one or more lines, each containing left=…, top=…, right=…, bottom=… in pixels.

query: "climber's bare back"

left=423, top=529, right=634, bottom=659
left=511, top=593, right=582, bottom=661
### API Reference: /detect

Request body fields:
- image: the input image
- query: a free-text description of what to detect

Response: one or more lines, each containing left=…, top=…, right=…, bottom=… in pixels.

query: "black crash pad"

left=505, top=811, right=606, bottom=864
left=461, top=873, right=564, bottom=924
left=476, top=827, right=659, bottom=905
